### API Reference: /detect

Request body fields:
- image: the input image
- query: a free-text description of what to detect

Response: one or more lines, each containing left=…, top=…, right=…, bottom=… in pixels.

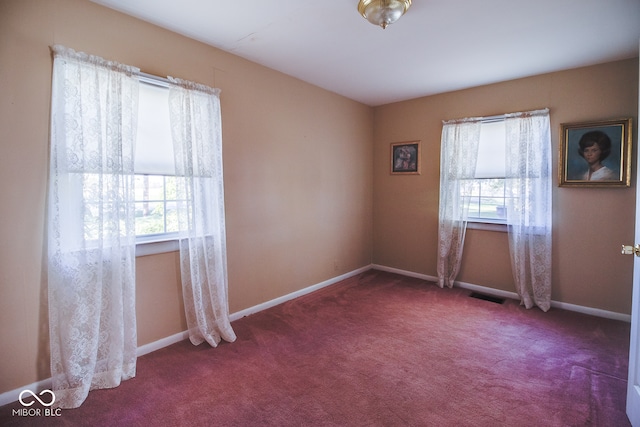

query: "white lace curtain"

left=168, top=78, right=237, bottom=347
left=48, top=46, right=236, bottom=408
left=437, top=121, right=481, bottom=288
left=437, top=109, right=552, bottom=311
left=48, top=45, right=139, bottom=408
left=504, top=110, right=553, bottom=311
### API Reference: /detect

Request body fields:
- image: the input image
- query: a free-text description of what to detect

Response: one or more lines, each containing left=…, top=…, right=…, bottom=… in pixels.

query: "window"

left=467, top=120, right=508, bottom=224
left=134, top=79, right=180, bottom=246
left=64, top=79, right=181, bottom=254
left=134, top=175, right=179, bottom=238
left=438, top=109, right=552, bottom=302
left=48, top=47, right=234, bottom=407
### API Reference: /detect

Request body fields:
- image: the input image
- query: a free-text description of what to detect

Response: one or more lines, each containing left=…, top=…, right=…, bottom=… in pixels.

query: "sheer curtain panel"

left=504, top=109, right=553, bottom=311
left=437, top=120, right=481, bottom=288
left=48, top=45, right=139, bottom=408
left=168, top=77, right=236, bottom=347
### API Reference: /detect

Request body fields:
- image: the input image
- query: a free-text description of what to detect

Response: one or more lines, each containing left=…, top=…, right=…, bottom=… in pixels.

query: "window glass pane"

left=467, top=178, right=507, bottom=223
left=136, top=175, right=165, bottom=200
left=467, top=196, right=480, bottom=218
left=478, top=197, right=504, bottom=219
left=134, top=176, right=144, bottom=200
left=146, top=175, right=166, bottom=201
left=165, top=176, right=178, bottom=201
left=165, top=201, right=179, bottom=233
left=134, top=174, right=183, bottom=238
left=466, top=180, right=480, bottom=196
left=135, top=201, right=165, bottom=235
left=480, top=178, right=505, bottom=197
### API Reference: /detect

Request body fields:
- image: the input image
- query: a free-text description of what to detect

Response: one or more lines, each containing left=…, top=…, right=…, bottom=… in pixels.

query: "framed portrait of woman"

left=558, top=118, right=633, bottom=187
left=391, top=141, right=421, bottom=174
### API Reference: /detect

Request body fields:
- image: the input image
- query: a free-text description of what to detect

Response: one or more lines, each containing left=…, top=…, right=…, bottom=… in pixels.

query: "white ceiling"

left=91, top=0, right=640, bottom=106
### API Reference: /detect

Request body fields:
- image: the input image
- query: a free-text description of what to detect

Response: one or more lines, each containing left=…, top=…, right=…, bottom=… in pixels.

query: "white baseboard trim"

left=0, top=265, right=373, bottom=407
left=454, top=279, right=520, bottom=300
left=0, top=377, right=52, bottom=408
left=136, top=330, right=190, bottom=358
left=371, top=264, right=631, bottom=323
left=549, top=300, right=631, bottom=323
left=229, top=264, right=373, bottom=321
left=372, top=264, right=439, bottom=283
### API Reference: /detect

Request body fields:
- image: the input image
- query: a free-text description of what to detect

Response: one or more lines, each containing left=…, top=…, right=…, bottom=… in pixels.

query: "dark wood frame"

left=390, top=141, right=421, bottom=175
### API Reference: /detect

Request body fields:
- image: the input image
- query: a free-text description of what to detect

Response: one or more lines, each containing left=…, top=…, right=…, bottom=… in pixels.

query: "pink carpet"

left=1, top=270, right=631, bottom=426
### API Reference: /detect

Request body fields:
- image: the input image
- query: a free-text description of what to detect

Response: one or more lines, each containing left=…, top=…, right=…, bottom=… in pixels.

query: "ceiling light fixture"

left=357, top=0, right=412, bottom=29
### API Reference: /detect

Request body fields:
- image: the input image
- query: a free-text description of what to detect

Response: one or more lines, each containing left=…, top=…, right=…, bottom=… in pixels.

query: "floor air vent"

left=469, top=292, right=505, bottom=304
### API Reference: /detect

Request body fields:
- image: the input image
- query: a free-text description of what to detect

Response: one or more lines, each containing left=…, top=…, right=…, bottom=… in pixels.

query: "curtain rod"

left=443, top=108, right=549, bottom=125
left=481, top=114, right=508, bottom=123
left=137, top=71, right=220, bottom=96
left=137, top=71, right=171, bottom=88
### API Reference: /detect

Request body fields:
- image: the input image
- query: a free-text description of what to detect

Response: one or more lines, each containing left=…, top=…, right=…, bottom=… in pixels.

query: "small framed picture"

left=391, top=141, right=421, bottom=174
left=559, top=118, right=633, bottom=187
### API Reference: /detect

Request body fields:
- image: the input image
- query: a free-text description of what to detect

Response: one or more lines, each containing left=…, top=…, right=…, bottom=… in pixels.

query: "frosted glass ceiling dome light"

left=358, top=0, right=412, bottom=29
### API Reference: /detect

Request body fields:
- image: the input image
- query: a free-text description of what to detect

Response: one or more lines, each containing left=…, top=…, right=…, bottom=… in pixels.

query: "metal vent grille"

left=469, top=292, right=505, bottom=304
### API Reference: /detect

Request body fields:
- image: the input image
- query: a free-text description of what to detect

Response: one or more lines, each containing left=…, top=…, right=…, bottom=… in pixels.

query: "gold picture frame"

left=558, top=118, right=632, bottom=187
left=390, top=141, right=421, bottom=175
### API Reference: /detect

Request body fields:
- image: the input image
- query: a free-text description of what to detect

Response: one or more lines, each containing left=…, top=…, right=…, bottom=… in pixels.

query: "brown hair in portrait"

left=578, top=130, right=612, bottom=161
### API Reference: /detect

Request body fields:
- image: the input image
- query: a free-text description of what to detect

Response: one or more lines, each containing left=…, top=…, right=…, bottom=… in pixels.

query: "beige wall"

left=0, top=0, right=373, bottom=394
left=373, top=59, right=639, bottom=315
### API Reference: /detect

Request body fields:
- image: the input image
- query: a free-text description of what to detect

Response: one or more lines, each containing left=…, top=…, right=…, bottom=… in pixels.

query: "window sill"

left=467, top=221, right=507, bottom=233
left=136, top=238, right=179, bottom=257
